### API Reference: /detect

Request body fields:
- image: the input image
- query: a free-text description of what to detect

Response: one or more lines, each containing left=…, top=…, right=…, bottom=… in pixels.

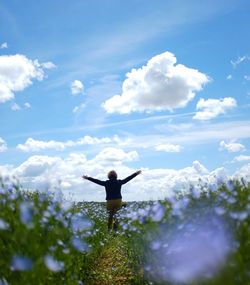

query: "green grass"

left=0, top=177, right=249, bottom=284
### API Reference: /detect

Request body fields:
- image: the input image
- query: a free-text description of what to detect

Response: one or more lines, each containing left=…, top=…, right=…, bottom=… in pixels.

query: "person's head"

left=108, top=170, right=117, bottom=180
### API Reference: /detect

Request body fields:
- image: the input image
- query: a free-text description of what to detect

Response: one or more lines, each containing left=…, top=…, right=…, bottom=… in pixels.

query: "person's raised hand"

left=136, top=170, right=142, bottom=175
left=82, top=175, right=88, bottom=179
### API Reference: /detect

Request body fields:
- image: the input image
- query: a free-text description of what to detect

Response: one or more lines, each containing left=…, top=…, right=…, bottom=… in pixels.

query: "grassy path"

left=86, top=234, right=142, bottom=285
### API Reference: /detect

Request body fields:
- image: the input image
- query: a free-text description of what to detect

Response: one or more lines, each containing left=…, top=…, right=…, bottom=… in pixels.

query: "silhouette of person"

left=82, top=170, right=141, bottom=231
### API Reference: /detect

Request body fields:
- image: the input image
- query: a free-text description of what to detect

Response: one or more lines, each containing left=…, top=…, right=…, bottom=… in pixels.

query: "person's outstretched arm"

left=121, top=170, right=141, bottom=185
left=82, top=175, right=106, bottom=186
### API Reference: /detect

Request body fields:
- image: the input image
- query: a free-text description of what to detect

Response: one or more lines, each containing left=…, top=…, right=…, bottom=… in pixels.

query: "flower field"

left=0, top=176, right=249, bottom=284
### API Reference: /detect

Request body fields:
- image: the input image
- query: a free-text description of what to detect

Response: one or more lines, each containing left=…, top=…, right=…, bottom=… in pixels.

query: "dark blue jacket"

left=86, top=172, right=138, bottom=200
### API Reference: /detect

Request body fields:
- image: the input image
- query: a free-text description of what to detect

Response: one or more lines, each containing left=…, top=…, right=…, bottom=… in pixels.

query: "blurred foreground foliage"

left=0, top=176, right=249, bottom=284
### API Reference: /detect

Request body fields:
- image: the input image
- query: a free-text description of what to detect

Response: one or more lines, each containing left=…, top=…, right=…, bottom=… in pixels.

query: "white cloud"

left=0, top=42, right=8, bottom=49
left=233, top=155, right=250, bottom=162
left=16, top=136, right=118, bottom=152
left=193, top=97, right=237, bottom=120
left=0, top=137, right=7, bottom=152
left=8, top=150, right=141, bottom=200
left=71, top=80, right=84, bottom=95
left=219, top=140, right=245, bottom=153
left=24, top=102, right=31, bottom=109
left=155, top=143, right=181, bottom=152
left=231, top=55, right=250, bottom=68
left=0, top=54, right=52, bottom=103
left=234, top=163, right=250, bottom=182
left=192, top=160, right=208, bottom=174
left=17, top=138, right=67, bottom=152
left=2, top=147, right=250, bottom=202
left=226, top=74, right=232, bottom=80
left=244, top=75, right=250, bottom=81
left=11, top=102, right=21, bottom=111
left=41, top=62, right=56, bottom=69
left=0, top=83, right=14, bottom=102
left=103, top=51, right=209, bottom=114
left=0, top=156, right=221, bottom=201
left=0, top=164, right=13, bottom=176
left=93, top=147, right=139, bottom=166
left=15, top=155, right=62, bottom=177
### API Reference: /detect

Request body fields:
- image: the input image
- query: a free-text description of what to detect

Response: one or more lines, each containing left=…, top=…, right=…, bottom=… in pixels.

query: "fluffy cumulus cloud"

left=0, top=137, right=7, bottom=152
left=3, top=148, right=139, bottom=200
left=103, top=51, right=209, bottom=114
left=155, top=143, right=181, bottom=153
left=193, top=97, right=237, bottom=120
left=17, top=138, right=68, bottom=152
left=71, top=80, right=84, bottom=95
left=93, top=147, right=139, bottom=166
left=234, top=163, right=250, bottom=181
left=192, top=160, right=208, bottom=174
left=0, top=54, right=55, bottom=103
left=219, top=140, right=245, bottom=153
left=14, top=155, right=61, bottom=177
left=2, top=148, right=249, bottom=202
left=16, top=136, right=119, bottom=152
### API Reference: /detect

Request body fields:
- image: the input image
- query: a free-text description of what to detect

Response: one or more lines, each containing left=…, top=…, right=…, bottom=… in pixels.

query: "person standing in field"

left=82, top=170, right=141, bottom=231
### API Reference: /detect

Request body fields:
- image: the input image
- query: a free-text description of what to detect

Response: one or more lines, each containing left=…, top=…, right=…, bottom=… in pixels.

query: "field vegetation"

left=0, top=176, right=249, bottom=284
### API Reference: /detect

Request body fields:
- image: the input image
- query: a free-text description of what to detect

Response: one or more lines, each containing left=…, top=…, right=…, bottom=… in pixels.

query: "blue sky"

left=0, top=0, right=250, bottom=201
